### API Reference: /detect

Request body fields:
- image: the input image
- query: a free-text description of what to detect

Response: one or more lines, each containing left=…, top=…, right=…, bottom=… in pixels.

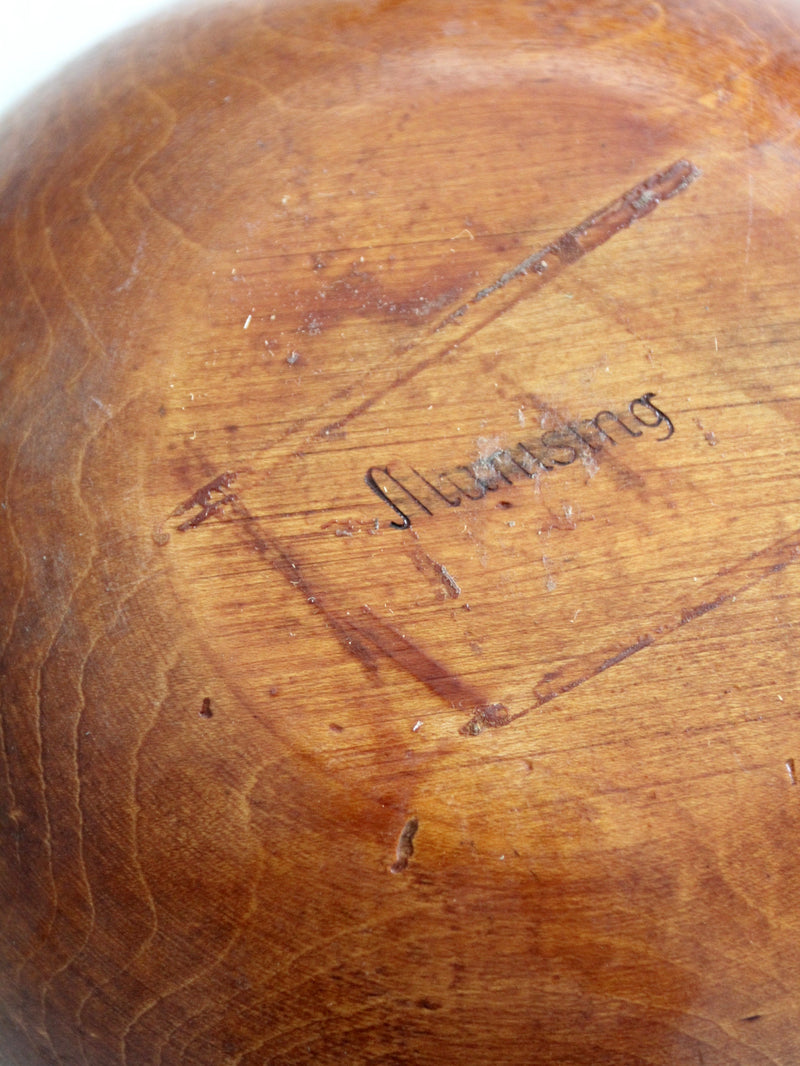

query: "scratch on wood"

left=358, top=604, right=489, bottom=707
left=165, top=467, right=498, bottom=709
left=597, top=636, right=655, bottom=673
left=680, top=596, right=728, bottom=624
left=205, top=493, right=382, bottom=673
left=461, top=159, right=700, bottom=307
left=168, top=162, right=699, bottom=529
left=390, top=817, right=419, bottom=874
left=168, top=471, right=242, bottom=532
left=164, top=165, right=701, bottom=724
left=786, top=759, right=797, bottom=786
left=461, top=529, right=800, bottom=736
left=319, top=160, right=700, bottom=440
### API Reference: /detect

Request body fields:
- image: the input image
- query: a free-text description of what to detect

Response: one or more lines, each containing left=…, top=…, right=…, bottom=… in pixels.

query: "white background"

left=0, top=0, right=175, bottom=120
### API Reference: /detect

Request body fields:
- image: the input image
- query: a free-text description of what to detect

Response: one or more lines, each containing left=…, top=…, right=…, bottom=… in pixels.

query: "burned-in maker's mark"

left=368, top=392, right=673, bottom=529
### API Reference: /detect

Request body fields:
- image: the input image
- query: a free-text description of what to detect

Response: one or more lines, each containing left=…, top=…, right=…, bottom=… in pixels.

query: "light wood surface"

left=2, top=0, right=800, bottom=1062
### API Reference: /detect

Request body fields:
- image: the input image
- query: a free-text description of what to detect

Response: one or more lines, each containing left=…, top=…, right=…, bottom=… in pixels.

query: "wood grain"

left=2, top=0, right=800, bottom=1062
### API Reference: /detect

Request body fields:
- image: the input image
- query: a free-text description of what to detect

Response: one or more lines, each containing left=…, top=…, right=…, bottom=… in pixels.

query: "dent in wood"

left=459, top=704, right=511, bottom=736
left=390, top=817, right=419, bottom=874
left=410, top=550, right=461, bottom=600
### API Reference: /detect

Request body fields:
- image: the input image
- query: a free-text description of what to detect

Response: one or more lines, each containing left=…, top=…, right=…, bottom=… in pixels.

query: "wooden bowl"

left=2, top=0, right=800, bottom=1062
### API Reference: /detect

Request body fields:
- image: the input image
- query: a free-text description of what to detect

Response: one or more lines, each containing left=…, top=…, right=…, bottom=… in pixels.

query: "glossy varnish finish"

left=2, top=0, right=800, bottom=1062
